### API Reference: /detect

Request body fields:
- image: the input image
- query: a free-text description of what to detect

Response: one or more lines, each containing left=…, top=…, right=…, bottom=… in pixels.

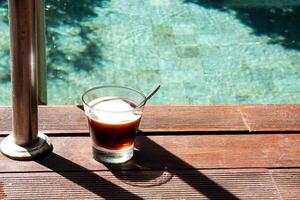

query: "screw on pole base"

left=0, top=132, right=52, bottom=160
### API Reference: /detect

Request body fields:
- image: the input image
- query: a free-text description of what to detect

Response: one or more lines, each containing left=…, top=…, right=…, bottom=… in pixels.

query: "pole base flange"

left=0, top=132, right=52, bottom=160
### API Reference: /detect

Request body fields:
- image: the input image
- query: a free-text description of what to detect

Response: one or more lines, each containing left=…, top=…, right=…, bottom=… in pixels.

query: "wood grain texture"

left=240, top=104, right=300, bottom=132
left=270, top=169, right=300, bottom=200
left=0, top=106, right=89, bottom=133
left=139, top=105, right=246, bottom=132
left=0, top=134, right=300, bottom=172
left=0, top=169, right=280, bottom=199
left=1, top=105, right=299, bottom=199
left=0, top=181, right=6, bottom=199
left=0, top=105, right=247, bottom=134
left=1, top=104, right=300, bottom=135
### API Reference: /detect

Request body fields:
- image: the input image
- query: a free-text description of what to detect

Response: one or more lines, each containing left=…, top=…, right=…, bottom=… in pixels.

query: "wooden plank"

left=139, top=105, right=246, bottom=132
left=1, top=134, right=300, bottom=172
left=2, top=105, right=300, bottom=134
left=0, top=169, right=280, bottom=199
left=0, top=106, right=88, bottom=134
left=240, top=104, right=300, bottom=132
left=1, top=105, right=300, bottom=135
left=0, top=105, right=247, bottom=134
left=0, top=181, right=5, bottom=200
left=270, top=169, right=300, bottom=200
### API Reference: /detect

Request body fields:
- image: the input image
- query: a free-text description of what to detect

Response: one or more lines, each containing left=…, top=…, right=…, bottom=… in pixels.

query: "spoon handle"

left=137, top=85, right=160, bottom=108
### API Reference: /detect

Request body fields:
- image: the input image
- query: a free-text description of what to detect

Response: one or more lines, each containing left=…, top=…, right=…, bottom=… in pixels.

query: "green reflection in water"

left=0, top=0, right=300, bottom=105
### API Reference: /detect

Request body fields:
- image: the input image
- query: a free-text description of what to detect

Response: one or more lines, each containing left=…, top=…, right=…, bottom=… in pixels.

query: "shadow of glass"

left=107, top=136, right=239, bottom=199
left=105, top=150, right=174, bottom=187
left=36, top=152, right=142, bottom=199
left=185, top=0, right=300, bottom=50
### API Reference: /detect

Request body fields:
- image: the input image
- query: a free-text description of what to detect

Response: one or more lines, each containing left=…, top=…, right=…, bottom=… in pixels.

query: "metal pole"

left=10, top=0, right=37, bottom=146
left=0, top=0, right=52, bottom=160
left=36, top=0, right=47, bottom=105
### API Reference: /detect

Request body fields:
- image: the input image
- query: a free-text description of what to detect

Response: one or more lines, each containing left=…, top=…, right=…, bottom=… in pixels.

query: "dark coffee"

left=87, top=98, right=141, bottom=150
left=88, top=117, right=141, bottom=150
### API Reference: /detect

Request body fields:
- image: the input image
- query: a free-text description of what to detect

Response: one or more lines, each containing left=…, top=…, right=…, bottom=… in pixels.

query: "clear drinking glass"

left=82, top=85, right=146, bottom=164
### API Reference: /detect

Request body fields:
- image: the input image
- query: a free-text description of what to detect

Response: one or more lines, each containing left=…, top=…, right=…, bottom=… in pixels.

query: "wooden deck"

left=0, top=105, right=300, bottom=199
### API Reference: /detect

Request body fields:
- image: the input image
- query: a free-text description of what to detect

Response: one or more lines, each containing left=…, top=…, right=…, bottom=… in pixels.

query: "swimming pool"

left=0, top=0, right=300, bottom=105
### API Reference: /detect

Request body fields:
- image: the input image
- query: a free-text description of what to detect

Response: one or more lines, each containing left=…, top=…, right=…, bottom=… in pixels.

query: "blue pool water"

left=0, top=0, right=300, bottom=105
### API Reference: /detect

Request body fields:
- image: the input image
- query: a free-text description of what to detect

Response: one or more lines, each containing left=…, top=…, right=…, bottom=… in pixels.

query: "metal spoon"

left=136, top=85, right=160, bottom=108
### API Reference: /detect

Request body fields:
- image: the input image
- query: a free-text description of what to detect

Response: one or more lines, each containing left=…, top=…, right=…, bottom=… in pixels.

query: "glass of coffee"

left=82, top=85, right=146, bottom=164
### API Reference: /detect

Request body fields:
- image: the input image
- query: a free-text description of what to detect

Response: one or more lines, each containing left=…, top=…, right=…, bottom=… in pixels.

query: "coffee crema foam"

left=88, top=97, right=141, bottom=124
